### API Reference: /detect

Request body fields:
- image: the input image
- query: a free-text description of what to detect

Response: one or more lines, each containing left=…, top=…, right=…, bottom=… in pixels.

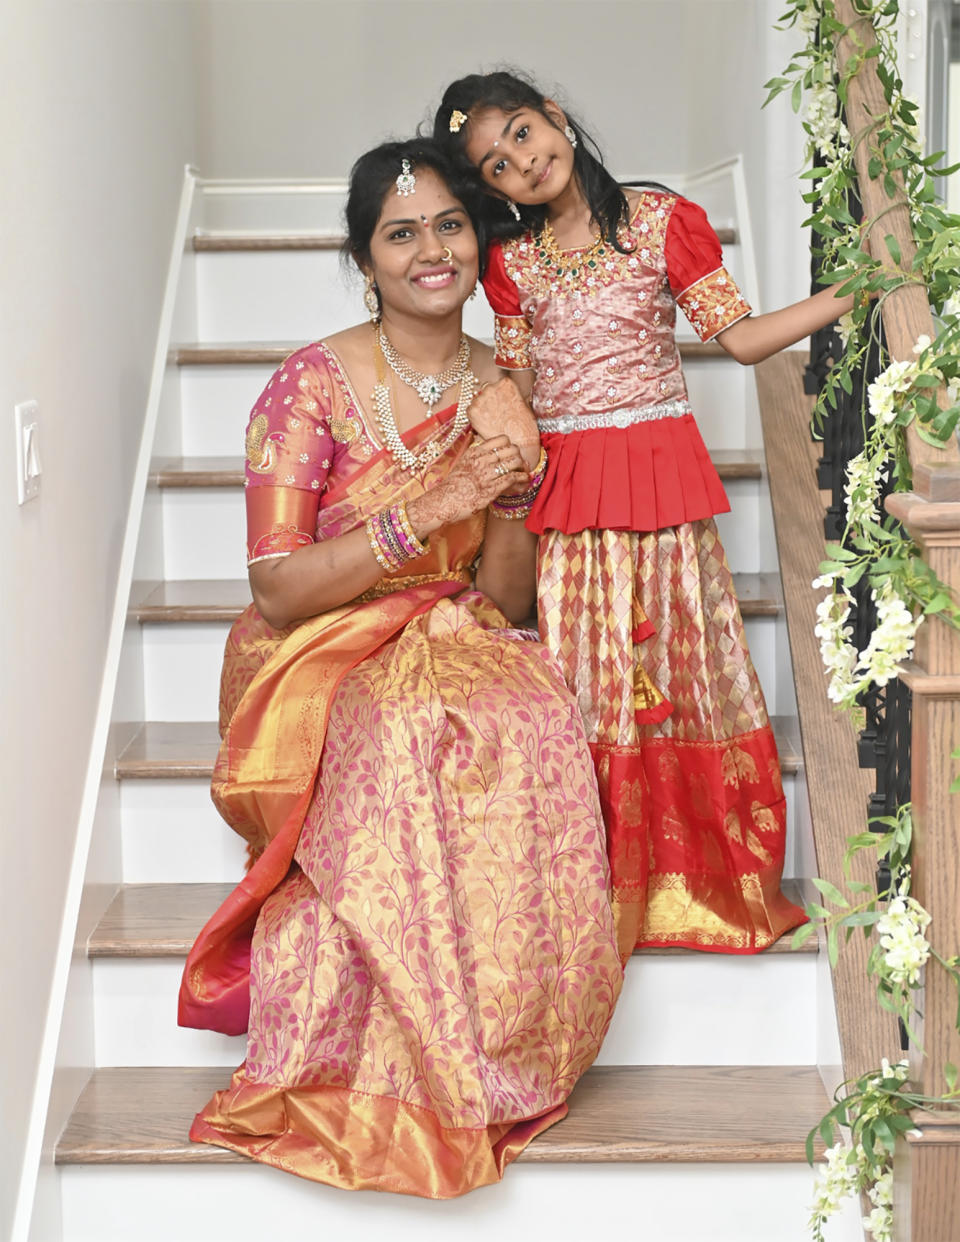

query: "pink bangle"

left=365, top=502, right=428, bottom=571
left=490, top=447, right=548, bottom=520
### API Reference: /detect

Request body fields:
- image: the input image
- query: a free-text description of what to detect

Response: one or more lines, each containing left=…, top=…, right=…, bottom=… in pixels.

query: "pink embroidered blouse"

left=481, top=191, right=752, bottom=534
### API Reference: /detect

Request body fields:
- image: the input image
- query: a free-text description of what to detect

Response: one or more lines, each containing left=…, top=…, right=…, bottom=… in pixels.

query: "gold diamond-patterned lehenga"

left=482, top=190, right=806, bottom=959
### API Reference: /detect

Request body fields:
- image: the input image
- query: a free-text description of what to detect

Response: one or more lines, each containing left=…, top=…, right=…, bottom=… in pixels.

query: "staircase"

left=48, top=168, right=864, bottom=1241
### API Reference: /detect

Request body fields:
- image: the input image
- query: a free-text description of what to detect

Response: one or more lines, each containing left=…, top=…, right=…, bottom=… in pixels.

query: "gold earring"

left=363, top=275, right=380, bottom=323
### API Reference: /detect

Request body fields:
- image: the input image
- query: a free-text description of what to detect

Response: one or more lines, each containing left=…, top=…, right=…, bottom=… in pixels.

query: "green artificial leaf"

left=812, top=876, right=850, bottom=907
left=792, top=921, right=818, bottom=948
left=885, top=233, right=902, bottom=266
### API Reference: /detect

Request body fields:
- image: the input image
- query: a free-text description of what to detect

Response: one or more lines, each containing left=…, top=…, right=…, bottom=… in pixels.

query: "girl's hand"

left=407, top=435, right=528, bottom=536
left=467, top=377, right=541, bottom=469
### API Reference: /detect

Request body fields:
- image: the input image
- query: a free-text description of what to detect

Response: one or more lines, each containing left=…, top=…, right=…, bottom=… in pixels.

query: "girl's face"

left=364, top=167, right=479, bottom=323
left=463, top=102, right=575, bottom=208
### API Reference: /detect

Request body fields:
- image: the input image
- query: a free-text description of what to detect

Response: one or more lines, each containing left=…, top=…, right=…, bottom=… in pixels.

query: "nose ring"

left=441, top=245, right=453, bottom=262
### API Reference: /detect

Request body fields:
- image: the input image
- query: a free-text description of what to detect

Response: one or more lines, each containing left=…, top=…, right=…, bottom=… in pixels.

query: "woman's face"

left=462, top=102, right=574, bottom=207
left=364, top=167, right=479, bottom=323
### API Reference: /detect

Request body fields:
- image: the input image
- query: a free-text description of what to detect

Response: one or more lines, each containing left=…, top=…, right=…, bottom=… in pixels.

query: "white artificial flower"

left=863, top=1203, right=893, bottom=1242
left=811, top=1142, right=862, bottom=1219
left=876, top=894, right=932, bottom=986
left=844, top=450, right=889, bottom=528
left=837, top=310, right=857, bottom=349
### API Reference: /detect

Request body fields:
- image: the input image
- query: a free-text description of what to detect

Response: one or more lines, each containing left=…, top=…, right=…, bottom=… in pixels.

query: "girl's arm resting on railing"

left=715, top=285, right=856, bottom=366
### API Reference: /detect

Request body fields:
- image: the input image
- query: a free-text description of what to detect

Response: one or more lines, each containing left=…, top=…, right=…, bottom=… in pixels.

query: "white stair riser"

left=119, top=772, right=800, bottom=886
left=177, top=356, right=755, bottom=459
left=194, top=243, right=746, bottom=346
left=195, top=250, right=497, bottom=342
left=120, top=780, right=247, bottom=884
left=60, top=1162, right=863, bottom=1242
left=162, top=489, right=248, bottom=581
left=140, top=615, right=781, bottom=722
left=92, top=953, right=815, bottom=1068
left=159, top=477, right=771, bottom=583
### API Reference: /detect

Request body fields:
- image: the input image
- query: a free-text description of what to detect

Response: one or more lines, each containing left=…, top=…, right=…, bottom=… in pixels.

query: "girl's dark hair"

left=432, top=70, right=670, bottom=252
left=343, top=137, right=488, bottom=273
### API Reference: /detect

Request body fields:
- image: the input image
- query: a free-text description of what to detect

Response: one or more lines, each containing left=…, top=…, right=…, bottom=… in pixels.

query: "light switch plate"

left=15, top=400, right=41, bottom=504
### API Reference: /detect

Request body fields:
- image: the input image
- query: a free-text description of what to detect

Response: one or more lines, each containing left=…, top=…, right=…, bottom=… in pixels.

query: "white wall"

left=0, top=2, right=199, bottom=1237
left=193, top=0, right=807, bottom=305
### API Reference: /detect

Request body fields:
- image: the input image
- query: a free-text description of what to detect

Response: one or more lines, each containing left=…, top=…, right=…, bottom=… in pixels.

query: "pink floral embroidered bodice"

left=482, top=191, right=754, bottom=534
left=504, top=201, right=686, bottom=420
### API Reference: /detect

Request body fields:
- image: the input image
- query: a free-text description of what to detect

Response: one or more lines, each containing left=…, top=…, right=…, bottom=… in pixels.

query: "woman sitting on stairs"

left=177, top=137, right=623, bottom=1198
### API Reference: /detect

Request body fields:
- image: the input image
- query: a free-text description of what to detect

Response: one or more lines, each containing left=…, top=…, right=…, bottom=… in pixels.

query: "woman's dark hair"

left=343, top=137, right=488, bottom=274
left=432, top=70, right=670, bottom=252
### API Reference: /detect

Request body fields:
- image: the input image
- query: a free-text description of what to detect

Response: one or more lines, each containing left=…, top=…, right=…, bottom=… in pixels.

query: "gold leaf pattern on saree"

left=662, top=806, right=690, bottom=845
left=658, top=750, right=681, bottom=784
left=723, top=808, right=743, bottom=846
left=746, top=829, right=774, bottom=866
left=689, top=771, right=714, bottom=820
left=618, top=778, right=646, bottom=829
left=768, top=755, right=784, bottom=797
left=751, top=800, right=779, bottom=835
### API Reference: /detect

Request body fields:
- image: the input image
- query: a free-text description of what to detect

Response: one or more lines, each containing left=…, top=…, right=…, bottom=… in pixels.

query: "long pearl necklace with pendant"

left=377, top=325, right=471, bottom=409
left=372, top=328, right=476, bottom=473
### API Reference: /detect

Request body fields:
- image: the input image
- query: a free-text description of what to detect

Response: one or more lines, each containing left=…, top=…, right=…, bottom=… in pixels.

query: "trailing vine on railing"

left=766, top=2, right=960, bottom=1238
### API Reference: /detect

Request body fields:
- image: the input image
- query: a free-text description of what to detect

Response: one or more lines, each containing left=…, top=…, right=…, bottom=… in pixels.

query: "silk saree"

left=178, top=342, right=623, bottom=1197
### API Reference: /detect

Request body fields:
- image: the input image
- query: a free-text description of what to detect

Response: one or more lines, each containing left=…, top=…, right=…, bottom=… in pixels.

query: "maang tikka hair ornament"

left=395, top=158, right=416, bottom=197
left=449, top=109, right=468, bottom=133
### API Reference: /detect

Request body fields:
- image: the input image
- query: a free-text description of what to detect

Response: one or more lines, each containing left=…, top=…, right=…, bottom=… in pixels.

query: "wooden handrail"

left=831, top=7, right=960, bottom=1237
left=834, top=0, right=960, bottom=474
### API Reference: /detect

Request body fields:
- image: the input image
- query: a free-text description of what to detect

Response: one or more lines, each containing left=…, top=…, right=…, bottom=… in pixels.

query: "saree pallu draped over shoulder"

left=179, top=355, right=623, bottom=1198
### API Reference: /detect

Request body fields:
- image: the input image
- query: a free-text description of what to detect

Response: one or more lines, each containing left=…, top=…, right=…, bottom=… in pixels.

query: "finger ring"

left=494, top=463, right=506, bottom=477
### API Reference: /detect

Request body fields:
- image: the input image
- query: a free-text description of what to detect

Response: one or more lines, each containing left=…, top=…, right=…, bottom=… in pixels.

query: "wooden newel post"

left=887, top=467, right=960, bottom=1241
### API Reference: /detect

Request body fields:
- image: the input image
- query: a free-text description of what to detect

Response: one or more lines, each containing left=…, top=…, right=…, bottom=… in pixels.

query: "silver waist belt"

left=536, top=399, right=692, bottom=435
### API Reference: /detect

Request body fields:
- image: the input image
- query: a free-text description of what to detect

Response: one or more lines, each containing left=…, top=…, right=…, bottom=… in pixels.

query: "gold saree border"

left=190, top=1077, right=567, bottom=1198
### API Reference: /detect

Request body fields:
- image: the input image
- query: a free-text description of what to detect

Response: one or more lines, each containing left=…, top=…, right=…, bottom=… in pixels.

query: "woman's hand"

left=467, top=377, right=540, bottom=469
left=407, top=435, right=528, bottom=537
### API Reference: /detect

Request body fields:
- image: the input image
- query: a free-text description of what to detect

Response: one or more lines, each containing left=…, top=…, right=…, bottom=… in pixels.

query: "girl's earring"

left=363, top=276, right=380, bottom=323
left=564, top=124, right=578, bottom=150
left=468, top=284, right=478, bottom=301
left=506, top=199, right=522, bottom=222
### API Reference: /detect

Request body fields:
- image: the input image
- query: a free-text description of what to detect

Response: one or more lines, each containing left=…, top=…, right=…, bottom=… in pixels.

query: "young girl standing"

left=435, top=72, right=853, bottom=959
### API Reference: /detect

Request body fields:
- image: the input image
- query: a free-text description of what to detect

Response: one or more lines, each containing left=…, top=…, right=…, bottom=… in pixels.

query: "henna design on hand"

left=468, top=377, right=541, bottom=468
left=407, top=439, right=528, bottom=535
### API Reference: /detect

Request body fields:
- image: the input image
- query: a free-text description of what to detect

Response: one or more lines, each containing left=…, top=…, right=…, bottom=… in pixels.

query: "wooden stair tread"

left=174, top=340, right=731, bottom=365
left=192, top=228, right=737, bottom=252
left=55, top=1063, right=824, bottom=1166
left=117, top=716, right=802, bottom=782
left=130, top=572, right=780, bottom=624
left=130, top=579, right=252, bottom=622
left=193, top=233, right=344, bottom=252
left=87, top=876, right=811, bottom=958
left=151, top=449, right=764, bottom=489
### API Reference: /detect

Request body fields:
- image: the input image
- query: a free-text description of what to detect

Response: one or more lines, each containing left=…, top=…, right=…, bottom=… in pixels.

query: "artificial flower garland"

left=767, top=1, right=960, bottom=1237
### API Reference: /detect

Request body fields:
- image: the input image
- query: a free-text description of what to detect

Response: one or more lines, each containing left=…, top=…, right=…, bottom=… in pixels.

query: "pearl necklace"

left=372, top=331, right=476, bottom=473
left=377, top=325, right=471, bottom=409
